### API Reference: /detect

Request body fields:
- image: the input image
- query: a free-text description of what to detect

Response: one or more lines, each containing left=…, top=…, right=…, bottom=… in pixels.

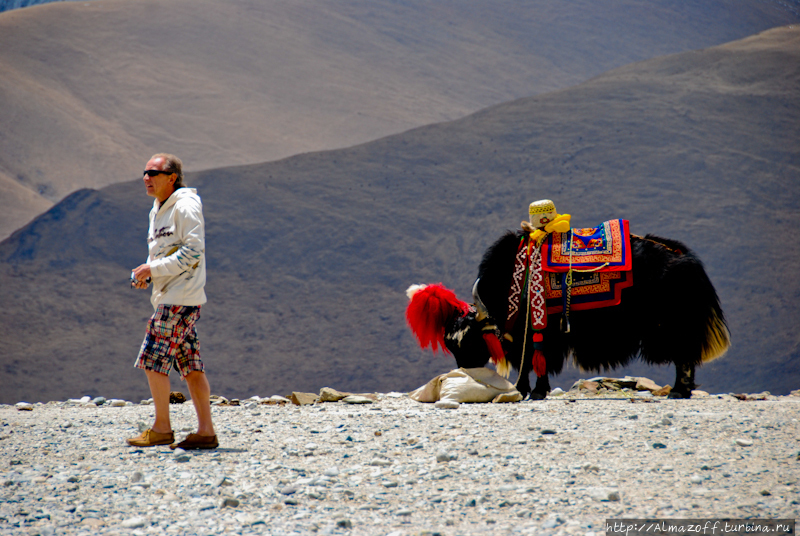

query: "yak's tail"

left=702, top=307, right=731, bottom=363
left=405, top=283, right=469, bottom=354
left=647, top=234, right=731, bottom=364
left=679, top=252, right=731, bottom=363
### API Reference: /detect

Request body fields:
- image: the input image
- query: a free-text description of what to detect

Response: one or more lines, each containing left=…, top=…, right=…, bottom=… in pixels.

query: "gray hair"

left=150, top=153, right=185, bottom=188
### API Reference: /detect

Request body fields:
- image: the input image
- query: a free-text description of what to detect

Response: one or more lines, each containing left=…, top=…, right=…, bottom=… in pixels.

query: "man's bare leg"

left=145, top=369, right=172, bottom=434
left=184, top=370, right=215, bottom=437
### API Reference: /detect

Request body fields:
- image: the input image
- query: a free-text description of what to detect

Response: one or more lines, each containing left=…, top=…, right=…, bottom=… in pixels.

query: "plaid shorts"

left=134, top=304, right=203, bottom=377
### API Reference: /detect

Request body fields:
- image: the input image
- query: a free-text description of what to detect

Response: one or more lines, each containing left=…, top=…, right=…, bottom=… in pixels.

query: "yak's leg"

left=513, top=346, right=551, bottom=400
left=515, top=357, right=532, bottom=399
left=530, top=374, right=550, bottom=400
left=668, top=362, right=696, bottom=399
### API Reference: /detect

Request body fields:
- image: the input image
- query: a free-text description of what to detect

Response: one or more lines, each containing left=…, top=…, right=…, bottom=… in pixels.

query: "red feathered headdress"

left=405, top=283, right=469, bottom=354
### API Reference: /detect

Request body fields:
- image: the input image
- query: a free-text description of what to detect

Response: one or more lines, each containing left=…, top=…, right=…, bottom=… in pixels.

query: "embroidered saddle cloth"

left=541, top=219, right=632, bottom=272
left=506, top=219, right=635, bottom=324
left=542, top=219, right=633, bottom=312
left=544, top=269, right=633, bottom=313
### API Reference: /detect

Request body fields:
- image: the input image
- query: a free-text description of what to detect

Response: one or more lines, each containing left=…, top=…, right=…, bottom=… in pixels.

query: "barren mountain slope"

left=0, top=26, right=798, bottom=404
left=1, top=0, right=798, bottom=238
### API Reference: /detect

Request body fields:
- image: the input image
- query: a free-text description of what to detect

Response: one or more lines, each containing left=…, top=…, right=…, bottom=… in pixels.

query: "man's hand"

left=131, top=264, right=152, bottom=289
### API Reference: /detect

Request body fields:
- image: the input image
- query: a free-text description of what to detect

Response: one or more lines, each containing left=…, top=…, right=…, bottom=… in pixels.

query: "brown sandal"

left=170, top=433, right=219, bottom=450
left=126, top=429, right=174, bottom=447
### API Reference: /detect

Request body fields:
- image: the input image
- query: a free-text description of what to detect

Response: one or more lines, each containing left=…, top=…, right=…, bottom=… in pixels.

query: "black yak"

left=406, top=200, right=730, bottom=399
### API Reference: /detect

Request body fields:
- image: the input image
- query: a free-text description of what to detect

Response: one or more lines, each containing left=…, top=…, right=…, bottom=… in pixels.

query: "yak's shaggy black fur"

left=474, top=230, right=730, bottom=399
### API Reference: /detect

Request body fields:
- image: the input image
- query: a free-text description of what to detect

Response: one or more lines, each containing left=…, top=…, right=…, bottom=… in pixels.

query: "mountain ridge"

left=1, top=0, right=798, bottom=238
left=1, top=26, right=798, bottom=404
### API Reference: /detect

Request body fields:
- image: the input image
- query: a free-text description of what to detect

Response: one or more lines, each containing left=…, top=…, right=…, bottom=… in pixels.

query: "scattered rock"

left=572, top=380, right=598, bottom=392
left=265, top=395, right=291, bottom=405
left=492, top=392, right=523, bottom=403
left=169, top=392, right=186, bottom=404
left=436, top=449, right=457, bottom=462
left=323, top=467, right=339, bottom=477
left=280, top=485, right=300, bottom=495
left=652, top=385, right=672, bottom=396
left=434, top=400, right=460, bottom=409
left=121, top=517, right=148, bottom=528
left=342, top=395, right=374, bottom=405
left=1, top=387, right=797, bottom=534
left=319, top=387, right=351, bottom=402
left=210, top=395, right=229, bottom=405
left=588, top=487, right=621, bottom=502
left=635, top=377, right=661, bottom=391
left=289, top=392, right=319, bottom=406
left=221, top=497, right=240, bottom=507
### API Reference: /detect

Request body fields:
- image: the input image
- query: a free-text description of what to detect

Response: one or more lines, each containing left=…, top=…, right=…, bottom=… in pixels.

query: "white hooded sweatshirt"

left=146, top=187, right=207, bottom=309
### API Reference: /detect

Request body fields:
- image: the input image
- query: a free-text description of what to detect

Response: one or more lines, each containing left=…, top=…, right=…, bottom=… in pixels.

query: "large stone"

left=600, top=379, right=623, bottom=391
left=289, top=392, right=319, bottom=406
left=169, top=391, right=186, bottom=404
left=616, top=376, right=640, bottom=389
left=652, top=385, right=672, bottom=397
left=635, top=377, right=662, bottom=392
left=319, top=387, right=351, bottom=402
left=492, top=392, right=523, bottom=403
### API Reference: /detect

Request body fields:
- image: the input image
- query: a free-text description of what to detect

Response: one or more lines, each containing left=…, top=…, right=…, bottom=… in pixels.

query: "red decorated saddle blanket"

left=541, top=219, right=632, bottom=272
left=506, top=219, right=635, bottom=326
left=542, top=219, right=632, bottom=312
left=544, top=269, right=633, bottom=313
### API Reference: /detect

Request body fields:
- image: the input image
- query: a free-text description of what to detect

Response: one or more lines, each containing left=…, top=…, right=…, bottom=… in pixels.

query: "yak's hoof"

left=528, top=391, right=548, bottom=401
left=667, top=390, right=692, bottom=399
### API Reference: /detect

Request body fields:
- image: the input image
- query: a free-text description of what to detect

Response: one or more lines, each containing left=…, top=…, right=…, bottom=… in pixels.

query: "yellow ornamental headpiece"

left=529, top=199, right=558, bottom=229
left=527, top=199, right=571, bottom=242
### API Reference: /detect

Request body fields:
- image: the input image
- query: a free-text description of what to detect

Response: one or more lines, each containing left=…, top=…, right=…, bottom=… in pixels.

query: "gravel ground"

left=2, top=388, right=798, bottom=536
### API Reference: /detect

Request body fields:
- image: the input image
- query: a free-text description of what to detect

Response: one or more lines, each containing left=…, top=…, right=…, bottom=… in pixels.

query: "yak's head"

left=405, top=283, right=509, bottom=374
left=405, top=283, right=469, bottom=354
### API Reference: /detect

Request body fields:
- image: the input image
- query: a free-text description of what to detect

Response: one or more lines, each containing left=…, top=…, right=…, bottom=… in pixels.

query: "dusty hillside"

left=0, top=26, right=798, bottom=404
left=1, top=0, right=798, bottom=239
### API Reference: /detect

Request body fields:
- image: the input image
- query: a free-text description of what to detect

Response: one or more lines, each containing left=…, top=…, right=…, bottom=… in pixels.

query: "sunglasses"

left=143, top=169, right=174, bottom=177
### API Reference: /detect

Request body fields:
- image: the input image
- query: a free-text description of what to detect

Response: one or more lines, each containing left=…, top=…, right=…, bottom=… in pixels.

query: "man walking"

left=127, top=153, right=218, bottom=450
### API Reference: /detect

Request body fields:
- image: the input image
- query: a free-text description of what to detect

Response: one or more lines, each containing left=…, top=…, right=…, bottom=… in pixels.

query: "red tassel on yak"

left=532, top=332, right=546, bottom=377
left=406, top=283, right=469, bottom=353
left=482, top=332, right=506, bottom=366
